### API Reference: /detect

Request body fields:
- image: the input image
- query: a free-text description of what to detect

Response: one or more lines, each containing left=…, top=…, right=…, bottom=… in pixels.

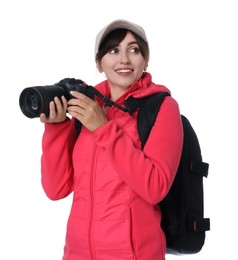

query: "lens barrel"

left=19, top=85, right=69, bottom=118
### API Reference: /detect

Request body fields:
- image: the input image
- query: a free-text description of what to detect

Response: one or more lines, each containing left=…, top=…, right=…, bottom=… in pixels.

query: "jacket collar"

left=94, top=72, right=170, bottom=106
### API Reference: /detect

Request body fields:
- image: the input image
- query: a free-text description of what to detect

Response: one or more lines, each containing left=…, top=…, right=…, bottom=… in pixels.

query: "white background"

left=1, top=0, right=237, bottom=259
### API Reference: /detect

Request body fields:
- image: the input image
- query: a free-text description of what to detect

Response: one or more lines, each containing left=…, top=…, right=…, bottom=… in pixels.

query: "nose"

left=120, top=51, right=130, bottom=64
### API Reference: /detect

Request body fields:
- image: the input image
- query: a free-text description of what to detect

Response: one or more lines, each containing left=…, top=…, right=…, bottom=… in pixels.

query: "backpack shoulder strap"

left=136, top=92, right=170, bottom=148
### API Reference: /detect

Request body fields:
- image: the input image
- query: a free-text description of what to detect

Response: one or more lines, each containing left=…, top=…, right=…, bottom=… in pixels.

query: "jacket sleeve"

left=41, top=118, right=77, bottom=200
left=93, top=96, right=183, bottom=204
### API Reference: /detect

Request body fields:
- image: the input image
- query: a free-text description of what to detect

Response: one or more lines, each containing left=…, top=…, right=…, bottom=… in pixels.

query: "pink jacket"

left=41, top=72, right=183, bottom=260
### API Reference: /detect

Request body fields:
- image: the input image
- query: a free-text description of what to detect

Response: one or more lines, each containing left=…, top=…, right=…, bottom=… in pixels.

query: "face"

left=97, top=32, right=148, bottom=99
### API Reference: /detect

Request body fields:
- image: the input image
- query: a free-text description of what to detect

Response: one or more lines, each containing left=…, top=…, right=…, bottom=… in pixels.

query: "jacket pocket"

left=94, top=217, right=133, bottom=250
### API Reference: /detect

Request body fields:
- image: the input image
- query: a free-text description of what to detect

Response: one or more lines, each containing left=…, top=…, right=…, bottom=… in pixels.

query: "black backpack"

left=125, top=92, right=210, bottom=254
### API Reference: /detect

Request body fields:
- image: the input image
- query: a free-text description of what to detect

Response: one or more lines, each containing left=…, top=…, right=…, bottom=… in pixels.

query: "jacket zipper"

left=88, top=144, right=98, bottom=259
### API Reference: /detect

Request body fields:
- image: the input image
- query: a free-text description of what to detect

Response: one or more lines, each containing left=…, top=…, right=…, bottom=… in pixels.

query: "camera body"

left=19, top=78, right=94, bottom=118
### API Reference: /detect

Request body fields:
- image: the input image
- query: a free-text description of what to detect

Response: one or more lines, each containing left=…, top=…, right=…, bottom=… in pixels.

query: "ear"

left=144, top=63, right=148, bottom=71
left=96, top=60, right=103, bottom=73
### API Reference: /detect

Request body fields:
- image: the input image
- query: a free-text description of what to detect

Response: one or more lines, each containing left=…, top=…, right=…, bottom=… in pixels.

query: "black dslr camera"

left=19, top=78, right=94, bottom=118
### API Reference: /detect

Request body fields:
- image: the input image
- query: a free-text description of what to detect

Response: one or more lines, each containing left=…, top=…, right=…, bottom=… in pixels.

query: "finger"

left=69, top=91, right=93, bottom=104
left=40, top=113, right=47, bottom=123
left=68, top=98, right=88, bottom=111
left=48, top=100, right=56, bottom=119
left=61, top=96, right=68, bottom=111
left=69, top=91, right=87, bottom=99
left=54, top=96, right=65, bottom=115
left=67, top=104, right=86, bottom=117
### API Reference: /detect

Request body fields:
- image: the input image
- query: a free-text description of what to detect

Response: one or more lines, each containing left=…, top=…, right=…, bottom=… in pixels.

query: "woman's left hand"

left=67, top=91, right=108, bottom=132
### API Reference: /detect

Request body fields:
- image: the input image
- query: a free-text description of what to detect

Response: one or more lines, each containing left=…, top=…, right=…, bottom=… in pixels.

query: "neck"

left=110, top=86, right=130, bottom=101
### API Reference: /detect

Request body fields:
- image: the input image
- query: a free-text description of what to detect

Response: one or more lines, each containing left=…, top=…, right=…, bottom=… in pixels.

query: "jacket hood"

left=94, top=72, right=171, bottom=106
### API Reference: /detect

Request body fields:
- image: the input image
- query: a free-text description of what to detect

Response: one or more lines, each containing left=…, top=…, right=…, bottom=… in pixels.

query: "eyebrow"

left=127, top=41, right=138, bottom=46
left=113, top=40, right=139, bottom=49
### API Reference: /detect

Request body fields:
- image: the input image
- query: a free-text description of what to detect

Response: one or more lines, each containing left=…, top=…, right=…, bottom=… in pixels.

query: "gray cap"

left=95, top=19, right=148, bottom=59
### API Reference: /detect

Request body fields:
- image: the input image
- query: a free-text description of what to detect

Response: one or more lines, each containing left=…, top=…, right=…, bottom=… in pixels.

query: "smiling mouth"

left=116, top=69, right=133, bottom=73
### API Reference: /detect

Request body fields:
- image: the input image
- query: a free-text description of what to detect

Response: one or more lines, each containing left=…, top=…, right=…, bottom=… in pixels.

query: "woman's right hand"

left=40, top=96, right=68, bottom=123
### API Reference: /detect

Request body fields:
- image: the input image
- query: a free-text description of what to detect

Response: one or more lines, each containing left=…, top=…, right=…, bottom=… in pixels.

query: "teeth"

left=117, top=69, right=132, bottom=73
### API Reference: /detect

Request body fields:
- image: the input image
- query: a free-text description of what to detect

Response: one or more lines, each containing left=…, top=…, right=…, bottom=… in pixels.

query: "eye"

left=108, top=47, right=119, bottom=54
left=130, top=47, right=140, bottom=54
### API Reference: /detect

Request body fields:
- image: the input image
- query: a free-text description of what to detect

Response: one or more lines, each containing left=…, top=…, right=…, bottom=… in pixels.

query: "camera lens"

left=19, top=88, right=43, bottom=118
left=19, top=85, right=70, bottom=118
left=28, top=94, right=39, bottom=111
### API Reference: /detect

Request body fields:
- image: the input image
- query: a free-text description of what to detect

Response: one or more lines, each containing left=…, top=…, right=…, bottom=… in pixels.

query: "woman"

left=40, top=19, right=183, bottom=260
